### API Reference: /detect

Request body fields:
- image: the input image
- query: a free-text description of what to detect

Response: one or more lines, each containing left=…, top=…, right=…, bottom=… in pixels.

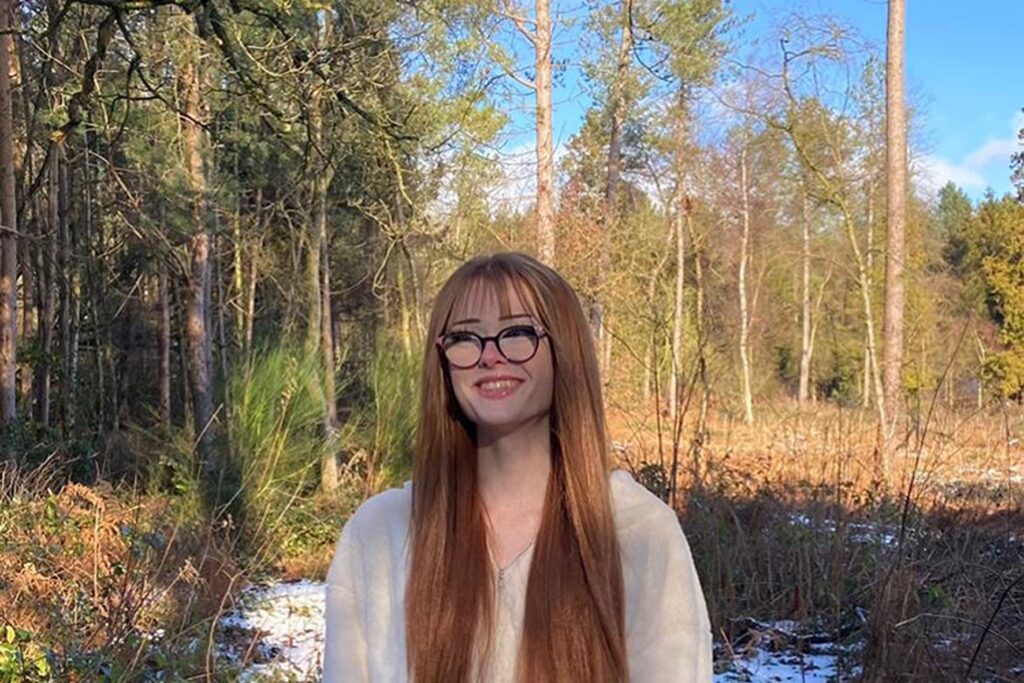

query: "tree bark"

left=159, top=261, right=171, bottom=430
left=798, top=185, right=813, bottom=405
left=19, top=204, right=34, bottom=406
left=35, top=149, right=58, bottom=426
left=309, top=15, right=340, bottom=491
left=0, top=0, right=18, bottom=427
left=738, top=146, right=754, bottom=425
left=860, top=181, right=874, bottom=409
left=596, top=2, right=632, bottom=381
left=180, top=59, right=215, bottom=472
left=59, top=140, right=74, bottom=433
left=669, top=95, right=687, bottom=424
left=849, top=201, right=886, bottom=431
left=534, top=0, right=555, bottom=263
left=688, top=216, right=709, bottom=444
left=882, top=0, right=907, bottom=446
left=320, top=228, right=339, bottom=491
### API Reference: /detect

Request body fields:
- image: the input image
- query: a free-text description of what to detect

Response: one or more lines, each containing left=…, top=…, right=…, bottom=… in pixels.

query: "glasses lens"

left=499, top=326, right=539, bottom=362
left=443, top=334, right=481, bottom=367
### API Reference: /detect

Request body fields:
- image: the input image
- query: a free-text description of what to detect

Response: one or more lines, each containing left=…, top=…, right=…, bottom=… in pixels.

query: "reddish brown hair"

left=405, top=252, right=627, bottom=683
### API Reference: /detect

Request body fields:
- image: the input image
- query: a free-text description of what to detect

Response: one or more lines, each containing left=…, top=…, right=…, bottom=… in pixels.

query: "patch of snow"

left=216, top=579, right=325, bottom=681
left=714, top=646, right=850, bottom=682
left=715, top=619, right=860, bottom=682
left=787, top=513, right=899, bottom=547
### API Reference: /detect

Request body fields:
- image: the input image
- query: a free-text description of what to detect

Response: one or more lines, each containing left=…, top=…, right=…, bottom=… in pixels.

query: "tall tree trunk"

left=0, top=0, right=18, bottom=427
left=882, top=0, right=907, bottom=447
left=596, top=2, right=632, bottom=381
left=59, top=141, right=73, bottom=433
left=862, top=181, right=876, bottom=409
left=241, top=190, right=261, bottom=369
left=68, top=138, right=88, bottom=435
left=35, top=148, right=58, bottom=426
left=534, top=0, right=555, bottom=263
left=846, top=202, right=887, bottom=432
left=305, top=190, right=322, bottom=352
left=669, top=95, right=687, bottom=424
left=798, top=185, right=813, bottom=406
left=181, top=59, right=215, bottom=473
left=19, top=208, right=34, bottom=406
left=159, top=261, right=171, bottom=429
left=688, top=217, right=709, bottom=445
left=643, top=219, right=675, bottom=405
left=320, top=228, right=338, bottom=491
left=738, top=147, right=754, bottom=425
left=309, top=17, right=340, bottom=491
left=311, top=176, right=338, bottom=491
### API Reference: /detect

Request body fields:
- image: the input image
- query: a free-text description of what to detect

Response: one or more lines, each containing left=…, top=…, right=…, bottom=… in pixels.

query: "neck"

left=476, top=413, right=552, bottom=515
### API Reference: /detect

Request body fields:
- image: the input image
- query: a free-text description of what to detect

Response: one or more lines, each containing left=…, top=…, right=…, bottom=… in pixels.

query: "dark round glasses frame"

left=435, top=324, right=549, bottom=369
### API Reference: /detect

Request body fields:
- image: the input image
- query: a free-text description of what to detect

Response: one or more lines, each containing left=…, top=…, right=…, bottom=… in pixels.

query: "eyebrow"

left=449, top=313, right=533, bottom=327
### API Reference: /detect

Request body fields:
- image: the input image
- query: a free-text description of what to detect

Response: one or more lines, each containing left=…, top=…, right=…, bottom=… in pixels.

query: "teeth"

left=479, top=380, right=520, bottom=391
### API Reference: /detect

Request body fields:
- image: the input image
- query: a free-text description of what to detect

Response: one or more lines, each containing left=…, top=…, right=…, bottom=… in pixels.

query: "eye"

left=502, top=325, right=537, bottom=338
left=443, top=330, right=477, bottom=346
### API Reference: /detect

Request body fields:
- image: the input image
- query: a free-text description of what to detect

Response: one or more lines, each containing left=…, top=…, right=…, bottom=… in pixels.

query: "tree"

left=634, top=0, right=731, bottom=451
left=882, top=0, right=907, bottom=445
left=597, top=0, right=635, bottom=376
left=495, top=0, right=555, bottom=262
left=971, top=195, right=1024, bottom=398
left=737, top=143, right=754, bottom=423
left=534, top=0, right=554, bottom=263
left=937, top=182, right=975, bottom=278
left=0, top=0, right=17, bottom=427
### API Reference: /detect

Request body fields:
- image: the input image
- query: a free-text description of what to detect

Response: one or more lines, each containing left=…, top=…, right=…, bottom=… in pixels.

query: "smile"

left=475, top=379, right=523, bottom=399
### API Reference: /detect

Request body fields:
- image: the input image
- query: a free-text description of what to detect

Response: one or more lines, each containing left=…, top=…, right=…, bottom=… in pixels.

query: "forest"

left=0, top=0, right=1021, bottom=680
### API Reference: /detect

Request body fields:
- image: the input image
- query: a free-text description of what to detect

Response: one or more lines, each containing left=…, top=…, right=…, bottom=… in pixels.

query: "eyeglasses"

left=436, top=323, right=549, bottom=369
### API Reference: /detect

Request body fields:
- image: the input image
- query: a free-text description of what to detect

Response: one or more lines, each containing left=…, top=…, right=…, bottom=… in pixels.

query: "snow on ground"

left=787, top=512, right=899, bottom=546
left=217, top=579, right=326, bottom=681
left=713, top=645, right=849, bottom=682
left=216, top=582, right=858, bottom=682
left=713, top=619, right=859, bottom=682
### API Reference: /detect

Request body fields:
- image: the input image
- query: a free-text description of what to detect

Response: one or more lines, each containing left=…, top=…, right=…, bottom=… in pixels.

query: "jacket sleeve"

left=625, top=508, right=713, bottom=683
left=323, top=516, right=371, bottom=682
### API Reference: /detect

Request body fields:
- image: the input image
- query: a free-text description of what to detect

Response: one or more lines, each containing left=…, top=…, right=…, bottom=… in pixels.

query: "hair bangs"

left=443, top=263, right=545, bottom=333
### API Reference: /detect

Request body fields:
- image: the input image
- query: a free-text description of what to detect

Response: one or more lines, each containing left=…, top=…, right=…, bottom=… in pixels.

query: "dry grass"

left=607, top=400, right=1024, bottom=681
left=0, top=460, right=245, bottom=681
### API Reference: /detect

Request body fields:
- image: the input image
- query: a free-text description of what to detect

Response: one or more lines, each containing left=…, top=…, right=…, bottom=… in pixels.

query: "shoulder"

left=326, top=480, right=412, bottom=585
left=609, top=468, right=682, bottom=536
left=609, top=470, right=710, bottom=639
left=342, top=479, right=414, bottom=545
left=609, top=469, right=694, bottom=567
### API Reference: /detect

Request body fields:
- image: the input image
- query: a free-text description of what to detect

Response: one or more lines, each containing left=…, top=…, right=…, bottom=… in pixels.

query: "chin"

left=473, top=408, right=546, bottom=434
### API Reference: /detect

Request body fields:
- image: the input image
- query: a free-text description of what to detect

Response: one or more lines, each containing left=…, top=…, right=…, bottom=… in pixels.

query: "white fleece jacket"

left=323, top=468, right=712, bottom=682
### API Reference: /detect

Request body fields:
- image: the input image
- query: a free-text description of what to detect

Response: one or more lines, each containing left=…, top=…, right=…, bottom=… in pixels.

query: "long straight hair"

left=405, top=252, right=627, bottom=683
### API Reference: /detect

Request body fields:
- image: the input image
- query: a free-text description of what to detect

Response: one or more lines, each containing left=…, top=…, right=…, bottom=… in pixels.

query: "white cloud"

left=917, top=154, right=987, bottom=194
left=963, top=138, right=1017, bottom=169
left=918, top=111, right=1022, bottom=197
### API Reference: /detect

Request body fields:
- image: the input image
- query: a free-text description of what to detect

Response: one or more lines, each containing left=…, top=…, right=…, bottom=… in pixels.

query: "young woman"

left=323, top=252, right=711, bottom=683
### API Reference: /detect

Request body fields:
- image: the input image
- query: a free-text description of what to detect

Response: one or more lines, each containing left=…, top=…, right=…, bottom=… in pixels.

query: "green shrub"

left=347, top=338, right=420, bottom=492
left=224, top=344, right=329, bottom=569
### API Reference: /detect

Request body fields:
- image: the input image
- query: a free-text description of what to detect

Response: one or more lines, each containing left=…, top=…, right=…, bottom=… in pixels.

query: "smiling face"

left=443, top=281, right=555, bottom=438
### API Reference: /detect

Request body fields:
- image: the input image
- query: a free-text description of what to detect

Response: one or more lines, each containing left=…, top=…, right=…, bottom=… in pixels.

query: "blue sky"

left=733, top=0, right=1022, bottom=200
left=498, top=0, right=1022, bottom=205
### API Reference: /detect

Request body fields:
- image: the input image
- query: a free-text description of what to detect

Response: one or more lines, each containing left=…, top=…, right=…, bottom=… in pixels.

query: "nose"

left=478, top=338, right=504, bottom=367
